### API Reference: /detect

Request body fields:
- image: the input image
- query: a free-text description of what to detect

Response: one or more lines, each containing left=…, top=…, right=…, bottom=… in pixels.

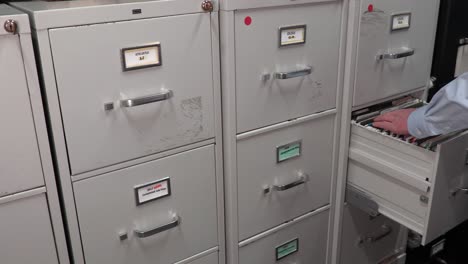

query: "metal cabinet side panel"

left=0, top=32, right=44, bottom=196
left=220, top=9, right=240, bottom=264
left=0, top=193, right=58, bottom=264
left=424, top=132, right=468, bottom=244
left=32, top=28, right=86, bottom=263
left=48, top=13, right=215, bottom=174
left=19, top=26, right=71, bottom=264
left=209, top=11, right=226, bottom=264
left=234, top=3, right=341, bottom=133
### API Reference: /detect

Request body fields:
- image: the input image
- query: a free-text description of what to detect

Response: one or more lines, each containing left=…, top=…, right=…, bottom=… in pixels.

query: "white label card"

left=135, top=178, right=171, bottom=205
left=279, top=25, right=306, bottom=46
left=122, top=43, right=161, bottom=71
left=391, top=13, right=411, bottom=31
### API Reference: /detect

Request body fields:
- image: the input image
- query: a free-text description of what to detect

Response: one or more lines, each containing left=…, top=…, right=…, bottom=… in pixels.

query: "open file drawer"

left=347, top=123, right=468, bottom=245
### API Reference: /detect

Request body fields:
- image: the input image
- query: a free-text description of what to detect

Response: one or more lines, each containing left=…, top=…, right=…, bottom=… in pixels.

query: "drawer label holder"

left=121, top=43, right=162, bottom=71
left=276, top=238, right=299, bottom=260
left=134, top=177, right=171, bottom=206
left=391, top=13, right=411, bottom=31
left=277, top=141, right=302, bottom=163
left=279, top=25, right=306, bottom=47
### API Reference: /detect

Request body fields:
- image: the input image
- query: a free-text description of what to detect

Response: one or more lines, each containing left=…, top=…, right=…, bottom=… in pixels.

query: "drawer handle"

left=274, top=67, right=312, bottom=80
left=264, top=173, right=309, bottom=194
left=120, top=89, right=174, bottom=108
left=376, top=48, right=415, bottom=61
left=134, top=215, right=180, bottom=238
left=450, top=187, right=468, bottom=196
left=460, top=38, right=468, bottom=46
left=357, top=224, right=393, bottom=246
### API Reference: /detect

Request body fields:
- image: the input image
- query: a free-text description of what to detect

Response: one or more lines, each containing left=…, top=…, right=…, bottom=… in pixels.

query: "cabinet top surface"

left=9, top=0, right=171, bottom=12
left=7, top=0, right=216, bottom=29
left=0, top=4, right=24, bottom=16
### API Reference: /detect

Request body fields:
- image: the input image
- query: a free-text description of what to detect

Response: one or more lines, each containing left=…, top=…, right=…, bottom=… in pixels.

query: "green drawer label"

left=277, top=141, right=302, bottom=163
left=276, top=238, right=299, bottom=260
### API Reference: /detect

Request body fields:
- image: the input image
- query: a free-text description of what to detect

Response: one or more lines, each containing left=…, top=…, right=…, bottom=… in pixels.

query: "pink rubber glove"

left=373, top=108, right=416, bottom=136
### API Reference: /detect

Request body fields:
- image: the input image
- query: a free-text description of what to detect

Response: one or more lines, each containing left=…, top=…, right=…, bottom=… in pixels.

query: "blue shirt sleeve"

left=408, top=72, right=468, bottom=138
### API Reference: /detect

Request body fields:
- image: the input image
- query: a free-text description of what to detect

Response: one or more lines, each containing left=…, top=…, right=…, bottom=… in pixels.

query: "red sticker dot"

left=244, top=16, right=252, bottom=26
left=368, top=4, right=374, bottom=12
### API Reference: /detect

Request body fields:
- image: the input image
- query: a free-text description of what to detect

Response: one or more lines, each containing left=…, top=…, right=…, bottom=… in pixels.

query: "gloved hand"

left=373, top=108, right=416, bottom=136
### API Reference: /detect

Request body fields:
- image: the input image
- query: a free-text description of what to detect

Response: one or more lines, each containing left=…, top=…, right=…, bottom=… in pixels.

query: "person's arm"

left=408, top=72, right=468, bottom=138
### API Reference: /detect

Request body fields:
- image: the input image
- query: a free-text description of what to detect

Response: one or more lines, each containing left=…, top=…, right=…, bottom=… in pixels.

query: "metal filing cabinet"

left=334, top=0, right=468, bottom=263
left=220, top=0, right=347, bottom=263
left=8, top=1, right=224, bottom=263
left=0, top=5, right=69, bottom=264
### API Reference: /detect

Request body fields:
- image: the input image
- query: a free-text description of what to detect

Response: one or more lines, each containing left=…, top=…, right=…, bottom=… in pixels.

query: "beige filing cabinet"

left=0, top=4, right=69, bottom=264
left=335, top=0, right=468, bottom=263
left=8, top=0, right=225, bottom=264
left=220, top=0, right=348, bottom=263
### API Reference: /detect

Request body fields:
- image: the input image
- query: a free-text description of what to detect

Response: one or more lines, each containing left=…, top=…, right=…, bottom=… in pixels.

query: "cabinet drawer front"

left=74, top=145, right=218, bottom=264
left=0, top=34, right=44, bottom=196
left=234, top=3, right=341, bottom=133
left=340, top=205, right=407, bottom=264
left=353, top=0, right=439, bottom=107
left=49, top=13, right=215, bottom=174
left=237, top=114, right=334, bottom=240
left=0, top=193, right=58, bottom=264
left=239, top=209, right=329, bottom=264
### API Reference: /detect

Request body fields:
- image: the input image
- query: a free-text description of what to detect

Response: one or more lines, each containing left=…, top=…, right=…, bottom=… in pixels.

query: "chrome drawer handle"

left=274, top=67, right=312, bottom=80
left=134, top=215, right=180, bottom=238
left=120, top=89, right=173, bottom=108
left=450, top=187, right=468, bottom=196
left=263, top=173, right=309, bottom=194
left=357, top=224, right=393, bottom=246
left=376, top=48, right=415, bottom=61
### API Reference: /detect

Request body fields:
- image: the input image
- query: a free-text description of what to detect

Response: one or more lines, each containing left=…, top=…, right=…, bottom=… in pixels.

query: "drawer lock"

left=420, top=195, right=429, bottom=204
left=4, top=19, right=17, bottom=34
left=201, top=0, right=213, bottom=12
